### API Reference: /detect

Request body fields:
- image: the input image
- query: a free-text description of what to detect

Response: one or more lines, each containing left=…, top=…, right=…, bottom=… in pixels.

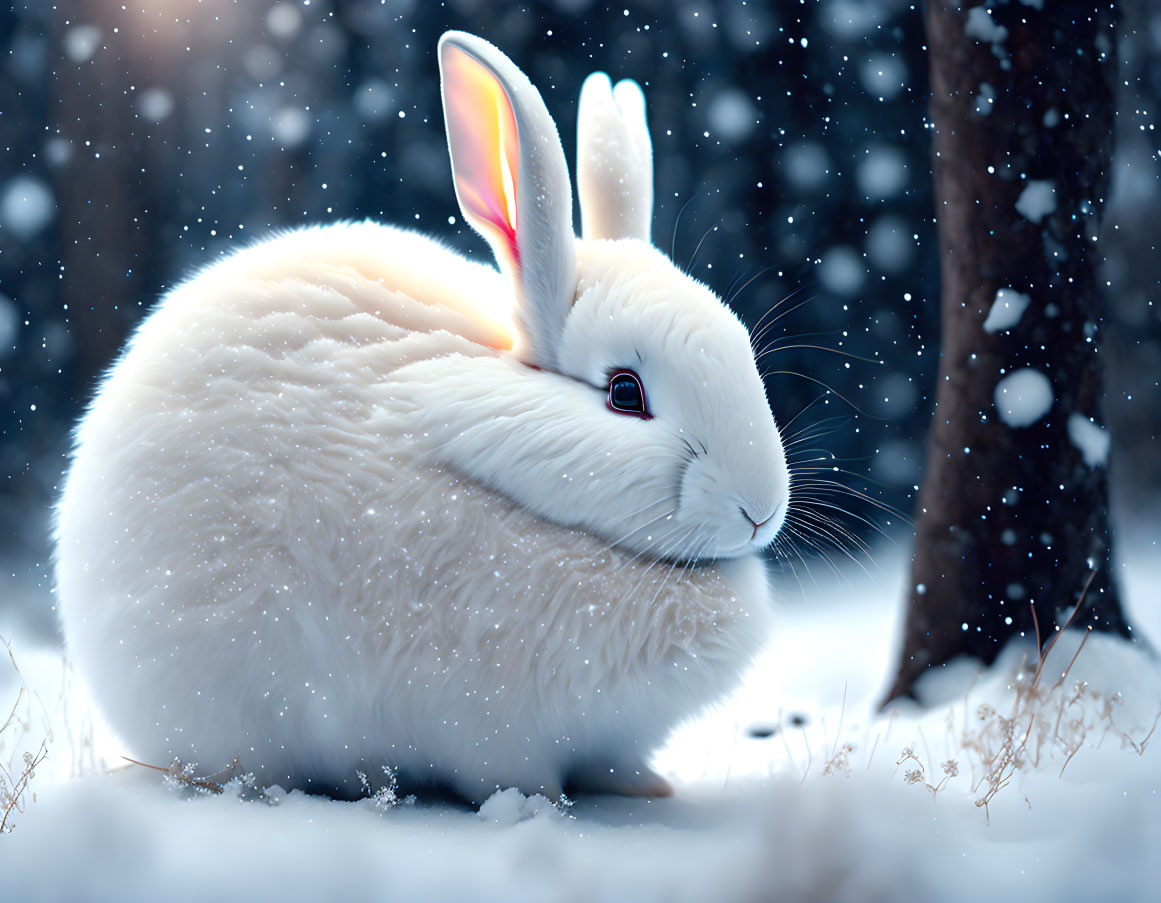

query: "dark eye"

left=607, top=370, right=650, bottom=419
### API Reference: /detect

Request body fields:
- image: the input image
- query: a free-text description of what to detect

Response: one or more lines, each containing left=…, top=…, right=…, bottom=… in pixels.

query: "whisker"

left=618, top=516, right=693, bottom=566
left=782, top=421, right=855, bottom=449
left=670, top=193, right=699, bottom=262
left=721, top=267, right=752, bottom=309
left=780, top=519, right=873, bottom=584
left=754, top=326, right=853, bottom=360
left=789, top=496, right=899, bottom=544
left=604, top=516, right=685, bottom=575
left=750, top=292, right=823, bottom=349
left=762, top=370, right=879, bottom=418
left=643, top=532, right=704, bottom=612
left=782, top=523, right=849, bottom=580
left=622, top=526, right=697, bottom=607
left=788, top=478, right=909, bottom=524
left=598, top=506, right=679, bottom=553
left=779, top=406, right=853, bottom=441
left=748, top=283, right=813, bottom=346
left=784, top=514, right=881, bottom=586
left=786, top=507, right=877, bottom=561
left=756, top=343, right=884, bottom=367
left=775, top=527, right=824, bottom=590
left=727, top=265, right=779, bottom=309
left=686, top=223, right=719, bottom=273
left=789, top=463, right=904, bottom=496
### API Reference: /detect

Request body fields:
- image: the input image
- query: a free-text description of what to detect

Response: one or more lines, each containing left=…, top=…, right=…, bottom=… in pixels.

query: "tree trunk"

left=884, top=0, right=1133, bottom=702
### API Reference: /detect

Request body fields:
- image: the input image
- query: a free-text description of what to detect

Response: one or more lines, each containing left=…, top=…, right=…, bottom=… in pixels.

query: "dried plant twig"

left=121, top=755, right=245, bottom=796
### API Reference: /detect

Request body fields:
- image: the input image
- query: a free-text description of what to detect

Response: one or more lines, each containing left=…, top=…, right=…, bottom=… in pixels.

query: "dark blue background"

left=2, top=0, right=1158, bottom=638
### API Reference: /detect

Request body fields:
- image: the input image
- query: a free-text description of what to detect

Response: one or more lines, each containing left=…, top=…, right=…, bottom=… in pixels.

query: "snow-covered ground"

left=1, top=544, right=1159, bottom=902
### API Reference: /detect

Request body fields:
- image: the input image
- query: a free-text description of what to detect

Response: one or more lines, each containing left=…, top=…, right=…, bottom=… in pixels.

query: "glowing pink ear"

left=438, top=32, right=576, bottom=370
left=440, top=43, right=522, bottom=272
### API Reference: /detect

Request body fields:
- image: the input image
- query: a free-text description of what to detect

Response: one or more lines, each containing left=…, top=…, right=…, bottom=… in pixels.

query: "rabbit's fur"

left=55, top=33, right=788, bottom=801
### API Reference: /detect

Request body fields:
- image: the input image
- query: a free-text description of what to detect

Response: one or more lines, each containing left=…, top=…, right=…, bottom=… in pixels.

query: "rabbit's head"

left=435, top=32, right=788, bottom=561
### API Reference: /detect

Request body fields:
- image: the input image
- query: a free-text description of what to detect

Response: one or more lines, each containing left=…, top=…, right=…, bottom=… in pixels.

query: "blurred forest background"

left=2, top=0, right=1159, bottom=639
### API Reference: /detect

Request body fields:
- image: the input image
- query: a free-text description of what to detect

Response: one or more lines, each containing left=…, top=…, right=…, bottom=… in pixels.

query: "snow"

left=974, top=82, right=996, bottom=117
left=0, top=292, right=17, bottom=354
left=243, top=45, right=282, bottom=81
left=866, top=214, right=914, bottom=273
left=781, top=141, right=831, bottom=190
left=63, top=25, right=101, bottom=63
left=266, top=2, right=304, bottom=39
left=477, top=787, right=560, bottom=825
left=1015, top=180, right=1057, bottom=224
left=817, top=245, right=866, bottom=296
left=964, top=8, right=1008, bottom=44
left=994, top=368, right=1053, bottom=427
left=1068, top=413, right=1111, bottom=467
left=982, top=287, right=1031, bottom=333
left=869, top=438, right=922, bottom=486
left=859, top=54, right=906, bottom=100
left=43, top=138, right=72, bottom=170
left=354, top=79, right=396, bottom=122
left=272, top=107, right=312, bottom=148
left=0, top=176, right=55, bottom=240
left=3, top=547, right=1160, bottom=901
left=821, top=0, right=886, bottom=40
left=856, top=145, right=908, bottom=199
left=872, top=370, right=918, bottom=419
left=706, top=90, right=757, bottom=143
left=138, top=88, right=174, bottom=123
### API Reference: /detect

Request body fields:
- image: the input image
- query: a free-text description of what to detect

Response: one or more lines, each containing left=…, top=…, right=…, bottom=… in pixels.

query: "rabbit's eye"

left=607, top=370, right=651, bottom=419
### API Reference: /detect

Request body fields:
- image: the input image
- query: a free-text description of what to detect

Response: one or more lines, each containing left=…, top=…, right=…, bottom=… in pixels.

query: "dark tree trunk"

left=885, top=0, right=1133, bottom=702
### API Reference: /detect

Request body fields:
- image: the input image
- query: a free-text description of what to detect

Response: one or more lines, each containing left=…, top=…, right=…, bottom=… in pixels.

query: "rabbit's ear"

left=577, top=73, right=653, bottom=244
left=438, top=32, right=576, bottom=369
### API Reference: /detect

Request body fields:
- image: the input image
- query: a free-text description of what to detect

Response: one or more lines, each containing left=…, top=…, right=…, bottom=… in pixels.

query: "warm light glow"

left=442, top=44, right=521, bottom=271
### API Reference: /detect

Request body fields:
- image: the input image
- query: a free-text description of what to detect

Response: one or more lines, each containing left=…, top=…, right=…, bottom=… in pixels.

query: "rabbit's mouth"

left=672, top=450, right=790, bottom=560
left=741, top=499, right=786, bottom=546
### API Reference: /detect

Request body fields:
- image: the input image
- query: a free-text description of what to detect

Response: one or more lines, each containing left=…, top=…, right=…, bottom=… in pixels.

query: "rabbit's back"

left=114, top=221, right=513, bottom=382
left=60, top=221, right=513, bottom=608
left=56, top=223, right=516, bottom=782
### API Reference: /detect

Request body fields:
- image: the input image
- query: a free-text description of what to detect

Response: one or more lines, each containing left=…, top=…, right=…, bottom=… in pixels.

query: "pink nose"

left=741, top=506, right=778, bottom=541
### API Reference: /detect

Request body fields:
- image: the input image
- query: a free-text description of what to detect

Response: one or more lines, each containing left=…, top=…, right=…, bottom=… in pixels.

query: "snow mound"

left=478, top=787, right=563, bottom=825
left=3, top=552, right=1160, bottom=902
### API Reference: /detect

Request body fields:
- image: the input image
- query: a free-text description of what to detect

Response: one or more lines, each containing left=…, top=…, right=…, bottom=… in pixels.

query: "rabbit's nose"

left=740, top=505, right=777, bottom=541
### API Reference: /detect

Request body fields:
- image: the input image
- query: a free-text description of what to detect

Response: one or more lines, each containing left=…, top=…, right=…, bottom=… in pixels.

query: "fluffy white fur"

left=439, top=32, right=577, bottom=371
left=577, top=73, right=653, bottom=242
left=55, top=33, right=788, bottom=803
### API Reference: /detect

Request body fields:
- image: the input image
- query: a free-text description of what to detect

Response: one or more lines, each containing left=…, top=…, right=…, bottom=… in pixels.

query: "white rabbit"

left=55, top=32, right=789, bottom=802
